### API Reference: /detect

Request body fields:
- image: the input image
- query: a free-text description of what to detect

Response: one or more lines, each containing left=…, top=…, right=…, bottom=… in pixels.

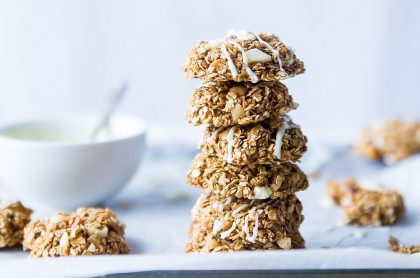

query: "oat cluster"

left=356, top=119, right=420, bottom=164
left=328, top=179, right=405, bottom=226
left=0, top=201, right=32, bottom=248
left=23, top=208, right=129, bottom=257
left=183, top=30, right=308, bottom=252
left=388, top=236, right=420, bottom=254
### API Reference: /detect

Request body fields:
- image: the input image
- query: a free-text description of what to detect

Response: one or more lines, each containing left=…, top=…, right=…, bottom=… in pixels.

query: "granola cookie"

left=356, top=119, right=420, bottom=164
left=23, top=207, right=129, bottom=257
left=201, top=117, right=307, bottom=165
left=327, top=179, right=405, bottom=226
left=184, top=30, right=305, bottom=82
left=388, top=236, right=420, bottom=254
left=186, top=81, right=297, bottom=128
left=187, top=153, right=308, bottom=199
left=186, top=193, right=304, bottom=253
left=0, top=201, right=32, bottom=248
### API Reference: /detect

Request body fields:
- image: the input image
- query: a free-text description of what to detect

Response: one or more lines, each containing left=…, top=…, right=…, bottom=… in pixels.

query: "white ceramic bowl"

left=0, top=114, right=146, bottom=210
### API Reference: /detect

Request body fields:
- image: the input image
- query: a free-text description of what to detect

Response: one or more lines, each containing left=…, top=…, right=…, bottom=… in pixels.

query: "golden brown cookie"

left=184, top=30, right=304, bottom=82
left=185, top=192, right=304, bottom=253
left=23, top=207, right=129, bottom=257
left=0, top=201, right=32, bottom=248
left=187, top=153, right=308, bottom=199
left=327, top=179, right=405, bottom=226
left=186, top=81, right=297, bottom=128
left=201, top=117, right=307, bottom=165
left=356, top=119, right=420, bottom=164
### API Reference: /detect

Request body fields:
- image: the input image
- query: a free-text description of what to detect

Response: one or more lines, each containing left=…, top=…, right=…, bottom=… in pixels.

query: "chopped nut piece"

left=356, top=119, right=420, bottom=164
left=0, top=201, right=32, bottom=248
left=389, top=236, right=420, bottom=254
left=23, top=207, right=129, bottom=257
left=186, top=193, right=304, bottom=253
left=245, top=48, right=272, bottom=64
left=327, top=179, right=405, bottom=226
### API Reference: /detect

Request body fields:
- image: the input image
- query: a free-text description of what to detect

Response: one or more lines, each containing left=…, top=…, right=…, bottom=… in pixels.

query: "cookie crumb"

left=388, top=236, right=420, bottom=254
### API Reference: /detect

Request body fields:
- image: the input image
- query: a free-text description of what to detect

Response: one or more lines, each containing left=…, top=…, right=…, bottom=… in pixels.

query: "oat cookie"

left=23, top=207, right=129, bottom=257
left=201, top=117, right=307, bottom=165
left=0, top=201, right=32, bottom=248
left=328, top=179, right=405, bottom=226
left=388, top=236, right=420, bottom=254
left=356, top=119, right=420, bottom=164
left=186, top=81, right=297, bottom=128
left=184, top=30, right=304, bottom=82
left=187, top=153, right=308, bottom=199
left=185, top=192, right=304, bottom=253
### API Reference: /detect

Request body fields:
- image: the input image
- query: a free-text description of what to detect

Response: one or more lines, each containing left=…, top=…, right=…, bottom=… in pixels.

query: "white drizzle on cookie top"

left=274, top=115, right=300, bottom=159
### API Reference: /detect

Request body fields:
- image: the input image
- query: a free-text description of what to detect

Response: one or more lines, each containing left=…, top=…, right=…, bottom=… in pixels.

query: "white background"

left=0, top=0, right=419, bottom=138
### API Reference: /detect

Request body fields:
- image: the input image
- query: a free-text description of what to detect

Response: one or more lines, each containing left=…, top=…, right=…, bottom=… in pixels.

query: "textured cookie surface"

left=201, top=117, right=307, bottom=165
left=328, top=179, right=405, bottom=226
left=186, top=193, right=304, bottom=253
left=23, top=207, right=129, bottom=257
left=186, top=81, right=296, bottom=128
left=187, top=153, right=308, bottom=199
left=184, top=30, right=305, bottom=82
left=0, top=201, right=32, bottom=248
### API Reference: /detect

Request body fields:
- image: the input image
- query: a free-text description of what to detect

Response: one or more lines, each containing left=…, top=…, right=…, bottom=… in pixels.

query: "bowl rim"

left=0, top=113, right=147, bottom=147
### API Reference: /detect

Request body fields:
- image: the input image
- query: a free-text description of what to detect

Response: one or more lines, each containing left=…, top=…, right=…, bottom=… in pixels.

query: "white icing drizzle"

left=274, top=116, right=299, bottom=159
left=231, top=200, right=255, bottom=216
left=212, top=219, right=225, bottom=235
left=226, top=40, right=259, bottom=83
left=226, top=126, right=237, bottom=163
left=220, top=221, right=237, bottom=239
left=220, top=44, right=238, bottom=79
left=251, top=32, right=285, bottom=73
left=242, top=208, right=260, bottom=243
left=207, top=126, right=225, bottom=143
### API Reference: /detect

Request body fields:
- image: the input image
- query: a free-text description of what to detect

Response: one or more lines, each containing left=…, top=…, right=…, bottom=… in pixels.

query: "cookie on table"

left=186, top=81, right=297, bottom=128
left=356, top=119, right=420, bottom=164
left=327, top=179, right=405, bottom=226
left=200, top=117, right=307, bottom=165
left=187, top=153, right=308, bottom=199
left=185, top=192, right=304, bottom=253
left=23, top=207, right=129, bottom=257
left=0, top=201, right=32, bottom=248
left=184, top=30, right=305, bottom=82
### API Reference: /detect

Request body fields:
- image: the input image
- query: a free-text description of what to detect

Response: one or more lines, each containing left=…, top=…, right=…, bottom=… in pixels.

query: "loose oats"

left=23, top=207, right=129, bottom=257
left=328, top=179, right=405, bottom=226
left=388, top=236, right=420, bottom=254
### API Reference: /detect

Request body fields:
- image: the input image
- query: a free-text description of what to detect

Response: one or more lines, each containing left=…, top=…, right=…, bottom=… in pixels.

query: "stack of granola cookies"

left=183, top=30, right=309, bottom=252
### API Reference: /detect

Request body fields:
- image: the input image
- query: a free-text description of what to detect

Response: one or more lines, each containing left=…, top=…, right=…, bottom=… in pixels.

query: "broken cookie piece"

left=388, top=236, right=420, bottom=254
left=0, top=201, right=32, bottom=248
left=327, top=179, right=405, bottom=226
left=356, top=119, right=420, bottom=164
left=23, top=207, right=129, bottom=257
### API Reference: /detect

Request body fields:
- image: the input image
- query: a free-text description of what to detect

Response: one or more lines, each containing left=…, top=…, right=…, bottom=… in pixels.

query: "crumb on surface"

left=388, top=236, right=420, bottom=254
